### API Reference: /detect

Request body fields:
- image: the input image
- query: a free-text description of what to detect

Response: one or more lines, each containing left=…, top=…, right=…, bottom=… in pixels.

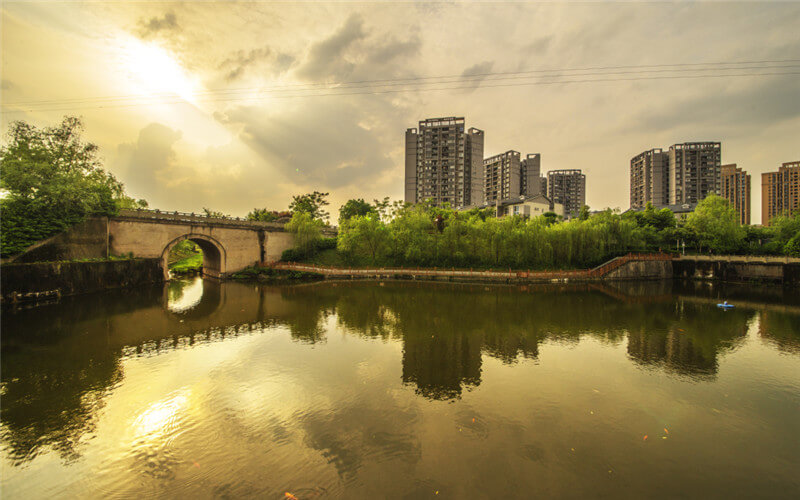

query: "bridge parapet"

left=117, top=209, right=337, bottom=236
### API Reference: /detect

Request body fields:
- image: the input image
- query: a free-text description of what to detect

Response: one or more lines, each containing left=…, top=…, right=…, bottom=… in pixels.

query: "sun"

left=116, top=36, right=199, bottom=106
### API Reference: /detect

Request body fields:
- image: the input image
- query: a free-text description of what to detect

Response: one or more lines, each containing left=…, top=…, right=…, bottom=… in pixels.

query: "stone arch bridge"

left=13, top=209, right=334, bottom=279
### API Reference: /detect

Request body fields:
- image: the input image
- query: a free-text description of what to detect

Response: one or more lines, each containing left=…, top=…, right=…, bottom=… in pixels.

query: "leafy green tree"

left=247, top=208, right=290, bottom=222
left=0, top=116, right=141, bottom=256
left=338, top=198, right=375, bottom=225
left=579, top=205, right=590, bottom=221
left=685, top=194, right=745, bottom=253
left=338, top=214, right=391, bottom=263
left=285, top=211, right=324, bottom=254
left=784, top=232, right=800, bottom=257
left=202, top=207, right=228, bottom=218
left=289, top=191, right=330, bottom=222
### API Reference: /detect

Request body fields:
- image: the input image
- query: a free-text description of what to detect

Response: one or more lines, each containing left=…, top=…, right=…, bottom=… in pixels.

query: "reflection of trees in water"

left=1, top=346, right=123, bottom=465
left=0, top=290, right=156, bottom=465
left=283, top=282, right=757, bottom=397
left=0, top=279, right=789, bottom=466
left=759, top=310, right=800, bottom=354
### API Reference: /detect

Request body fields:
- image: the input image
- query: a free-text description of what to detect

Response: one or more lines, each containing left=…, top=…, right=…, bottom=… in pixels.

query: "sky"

left=2, top=1, right=799, bottom=223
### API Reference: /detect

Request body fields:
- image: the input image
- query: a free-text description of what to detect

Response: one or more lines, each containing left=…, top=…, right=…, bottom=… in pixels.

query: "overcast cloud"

left=2, top=1, right=799, bottom=221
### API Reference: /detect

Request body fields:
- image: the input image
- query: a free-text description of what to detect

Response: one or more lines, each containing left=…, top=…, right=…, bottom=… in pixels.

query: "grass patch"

left=229, top=266, right=323, bottom=282
left=170, top=252, right=203, bottom=274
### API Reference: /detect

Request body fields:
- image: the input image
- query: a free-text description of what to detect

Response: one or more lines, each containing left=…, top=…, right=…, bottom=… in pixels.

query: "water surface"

left=2, top=279, right=799, bottom=498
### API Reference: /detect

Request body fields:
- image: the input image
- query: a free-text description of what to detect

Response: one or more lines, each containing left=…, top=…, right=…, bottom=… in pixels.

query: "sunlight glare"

left=117, top=37, right=199, bottom=106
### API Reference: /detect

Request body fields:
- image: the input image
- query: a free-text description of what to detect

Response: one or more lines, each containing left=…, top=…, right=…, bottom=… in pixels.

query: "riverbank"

left=273, top=253, right=800, bottom=286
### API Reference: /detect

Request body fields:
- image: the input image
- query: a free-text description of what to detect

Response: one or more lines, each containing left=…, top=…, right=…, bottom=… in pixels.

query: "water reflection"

left=1, top=279, right=799, bottom=497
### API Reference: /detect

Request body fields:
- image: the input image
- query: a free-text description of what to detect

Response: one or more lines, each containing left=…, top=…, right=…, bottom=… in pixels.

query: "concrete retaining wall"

left=673, top=260, right=800, bottom=285
left=1, top=259, right=163, bottom=301
left=603, top=260, right=672, bottom=281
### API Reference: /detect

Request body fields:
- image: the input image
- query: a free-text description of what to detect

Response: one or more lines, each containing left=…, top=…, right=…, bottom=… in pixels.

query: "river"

left=2, top=278, right=799, bottom=498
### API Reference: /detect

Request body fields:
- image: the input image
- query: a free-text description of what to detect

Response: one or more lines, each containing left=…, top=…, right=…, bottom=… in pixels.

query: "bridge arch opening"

left=162, top=234, right=226, bottom=280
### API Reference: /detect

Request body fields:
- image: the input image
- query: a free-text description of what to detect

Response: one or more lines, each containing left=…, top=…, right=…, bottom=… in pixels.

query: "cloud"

left=459, top=61, right=495, bottom=91
left=365, top=35, right=421, bottom=66
left=218, top=46, right=295, bottom=82
left=137, top=11, right=180, bottom=38
left=112, top=123, right=282, bottom=214
left=295, top=13, right=367, bottom=81
left=217, top=97, right=400, bottom=190
left=522, top=36, right=551, bottom=55
left=629, top=75, right=800, bottom=135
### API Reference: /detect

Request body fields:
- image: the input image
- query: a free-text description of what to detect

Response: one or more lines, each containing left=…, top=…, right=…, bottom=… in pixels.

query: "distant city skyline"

left=2, top=2, right=799, bottom=222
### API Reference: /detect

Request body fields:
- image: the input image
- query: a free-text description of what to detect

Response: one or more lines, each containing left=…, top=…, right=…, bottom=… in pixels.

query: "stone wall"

left=1, top=259, right=163, bottom=301
left=603, top=260, right=673, bottom=281
left=673, top=260, right=799, bottom=285
left=10, top=217, right=109, bottom=263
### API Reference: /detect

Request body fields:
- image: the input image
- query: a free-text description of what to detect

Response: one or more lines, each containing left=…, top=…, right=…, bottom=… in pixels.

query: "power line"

left=5, top=59, right=800, bottom=108
left=3, top=69, right=798, bottom=114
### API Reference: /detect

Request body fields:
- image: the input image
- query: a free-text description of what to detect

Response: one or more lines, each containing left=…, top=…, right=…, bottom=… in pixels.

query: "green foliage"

left=202, top=207, right=228, bottom=218
left=284, top=211, right=325, bottom=258
left=0, top=116, right=143, bottom=257
left=785, top=233, right=800, bottom=257
left=229, top=266, right=323, bottom=281
left=289, top=191, right=330, bottom=222
left=338, top=198, right=376, bottom=224
left=246, top=208, right=291, bottom=222
left=338, top=214, right=392, bottom=264
left=685, top=195, right=745, bottom=253
left=283, top=196, right=797, bottom=268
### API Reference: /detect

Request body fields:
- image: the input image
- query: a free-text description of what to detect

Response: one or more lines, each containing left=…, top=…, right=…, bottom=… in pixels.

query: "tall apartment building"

left=405, top=117, right=484, bottom=207
left=720, top=164, right=751, bottom=225
left=630, top=142, right=721, bottom=210
left=484, top=150, right=521, bottom=205
left=630, top=148, right=669, bottom=209
left=762, top=161, right=800, bottom=225
left=547, top=169, right=586, bottom=219
left=520, top=153, right=546, bottom=197
left=668, top=142, right=721, bottom=205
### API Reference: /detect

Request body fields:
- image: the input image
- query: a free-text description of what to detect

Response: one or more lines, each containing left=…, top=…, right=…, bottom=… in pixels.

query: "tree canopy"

left=0, top=116, right=145, bottom=256
left=289, top=191, right=330, bottom=222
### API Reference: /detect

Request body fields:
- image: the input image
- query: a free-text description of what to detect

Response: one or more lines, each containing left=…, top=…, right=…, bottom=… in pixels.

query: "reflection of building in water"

left=627, top=329, right=717, bottom=376
left=626, top=302, right=751, bottom=376
left=402, top=329, right=482, bottom=400
left=758, top=310, right=800, bottom=354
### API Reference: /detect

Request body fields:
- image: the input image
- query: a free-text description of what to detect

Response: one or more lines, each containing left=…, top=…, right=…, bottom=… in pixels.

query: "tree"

left=338, top=198, right=375, bottom=225
left=338, top=214, right=391, bottom=263
left=685, top=194, right=745, bottom=253
left=0, top=116, right=141, bottom=256
left=247, top=208, right=290, bottom=222
left=202, top=207, right=228, bottom=218
left=285, top=211, right=324, bottom=253
left=289, top=191, right=330, bottom=222
left=579, top=205, right=590, bottom=221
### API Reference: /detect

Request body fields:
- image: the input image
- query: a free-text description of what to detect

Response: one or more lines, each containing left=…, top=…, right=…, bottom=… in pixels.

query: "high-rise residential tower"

left=762, top=161, right=800, bottom=225
left=520, top=153, right=546, bottom=197
left=404, top=117, right=484, bottom=207
left=484, top=150, right=521, bottom=205
left=630, top=148, right=669, bottom=209
left=720, top=164, right=751, bottom=225
left=547, top=169, right=586, bottom=219
left=668, top=142, right=721, bottom=205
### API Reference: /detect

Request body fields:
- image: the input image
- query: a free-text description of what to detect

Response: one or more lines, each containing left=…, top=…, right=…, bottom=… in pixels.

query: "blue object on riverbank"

left=717, top=302, right=735, bottom=309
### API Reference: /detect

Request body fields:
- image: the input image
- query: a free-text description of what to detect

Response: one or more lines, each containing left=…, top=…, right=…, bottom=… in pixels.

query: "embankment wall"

left=673, top=260, right=800, bottom=286
left=1, top=259, right=163, bottom=301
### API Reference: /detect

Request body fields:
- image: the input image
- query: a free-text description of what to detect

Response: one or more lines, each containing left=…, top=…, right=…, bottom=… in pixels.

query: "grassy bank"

left=229, top=266, right=324, bottom=282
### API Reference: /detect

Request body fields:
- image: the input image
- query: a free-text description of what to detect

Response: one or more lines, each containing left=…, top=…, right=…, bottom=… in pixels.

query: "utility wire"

left=6, top=59, right=800, bottom=108
left=3, top=68, right=798, bottom=114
